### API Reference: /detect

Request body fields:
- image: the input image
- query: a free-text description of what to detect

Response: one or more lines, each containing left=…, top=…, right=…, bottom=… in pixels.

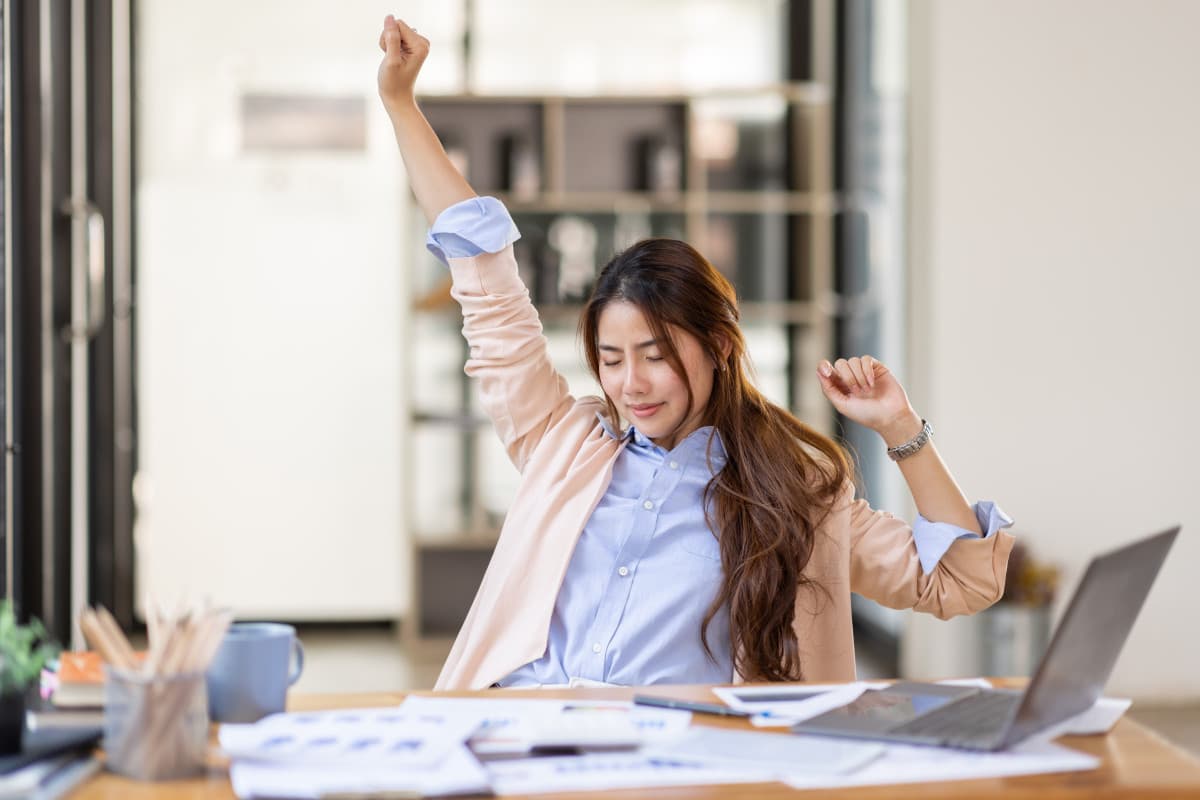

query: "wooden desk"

left=72, top=684, right=1200, bottom=799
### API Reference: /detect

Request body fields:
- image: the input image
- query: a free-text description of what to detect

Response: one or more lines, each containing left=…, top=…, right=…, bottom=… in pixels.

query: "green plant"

left=0, top=601, right=59, bottom=695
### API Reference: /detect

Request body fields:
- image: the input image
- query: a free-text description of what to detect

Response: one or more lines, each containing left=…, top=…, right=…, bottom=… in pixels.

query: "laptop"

left=793, top=526, right=1180, bottom=751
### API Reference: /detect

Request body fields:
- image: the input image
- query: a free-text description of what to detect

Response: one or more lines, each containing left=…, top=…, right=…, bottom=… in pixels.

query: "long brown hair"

left=579, top=238, right=851, bottom=681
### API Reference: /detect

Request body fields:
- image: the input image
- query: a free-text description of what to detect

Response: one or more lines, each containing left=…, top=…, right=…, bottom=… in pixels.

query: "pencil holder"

left=103, top=667, right=210, bottom=781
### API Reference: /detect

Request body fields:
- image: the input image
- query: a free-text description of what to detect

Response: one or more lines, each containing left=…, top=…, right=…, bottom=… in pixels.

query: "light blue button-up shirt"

left=499, top=422, right=734, bottom=687
left=427, top=196, right=1016, bottom=687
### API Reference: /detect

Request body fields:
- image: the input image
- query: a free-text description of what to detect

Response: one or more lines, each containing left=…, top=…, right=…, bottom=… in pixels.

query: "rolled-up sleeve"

left=912, top=501, right=1014, bottom=574
left=426, top=196, right=521, bottom=266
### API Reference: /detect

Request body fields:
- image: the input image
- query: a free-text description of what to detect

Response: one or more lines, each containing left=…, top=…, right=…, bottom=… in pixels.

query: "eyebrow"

left=598, top=339, right=658, bottom=352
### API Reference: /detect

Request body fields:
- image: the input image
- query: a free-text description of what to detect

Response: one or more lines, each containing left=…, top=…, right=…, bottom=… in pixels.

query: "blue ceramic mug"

left=205, top=622, right=304, bottom=723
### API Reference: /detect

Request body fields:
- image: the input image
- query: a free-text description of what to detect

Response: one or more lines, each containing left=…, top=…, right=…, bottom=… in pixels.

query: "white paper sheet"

left=643, top=726, right=885, bottom=776
left=486, top=752, right=765, bottom=795
left=230, top=744, right=491, bottom=799
left=783, top=738, right=1098, bottom=789
left=399, top=695, right=692, bottom=756
left=218, top=707, right=482, bottom=767
left=1032, top=697, right=1133, bottom=739
left=936, top=677, right=995, bottom=689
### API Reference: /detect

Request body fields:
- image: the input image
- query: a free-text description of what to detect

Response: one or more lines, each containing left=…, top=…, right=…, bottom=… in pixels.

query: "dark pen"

left=633, top=694, right=753, bottom=718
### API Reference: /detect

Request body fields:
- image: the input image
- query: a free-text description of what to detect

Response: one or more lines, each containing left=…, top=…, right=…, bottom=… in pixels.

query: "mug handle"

left=288, top=638, right=305, bottom=686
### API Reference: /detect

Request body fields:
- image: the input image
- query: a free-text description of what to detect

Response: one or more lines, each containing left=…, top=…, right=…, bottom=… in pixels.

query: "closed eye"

left=602, top=361, right=621, bottom=368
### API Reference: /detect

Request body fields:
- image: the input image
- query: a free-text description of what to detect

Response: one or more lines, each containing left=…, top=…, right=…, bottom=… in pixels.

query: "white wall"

left=136, top=1, right=412, bottom=619
left=906, top=0, right=1200, bottom=701
left=470, top=0, right=783, bottom=93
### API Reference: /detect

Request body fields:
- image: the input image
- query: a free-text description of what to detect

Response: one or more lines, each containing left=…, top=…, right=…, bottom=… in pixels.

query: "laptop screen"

left=1005, top=526, right=1179, bottom=746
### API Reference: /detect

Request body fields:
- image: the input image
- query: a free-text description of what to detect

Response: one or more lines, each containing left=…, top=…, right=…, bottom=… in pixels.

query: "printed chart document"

left=486, top=751, right=764, bottom=795
left=222, top=709, right=491, bottom=799
left=230, top=744, right=491, bottom=799
left=400, top=695, right=692, bottom=756
left=218, top=707, right=482, bottom=767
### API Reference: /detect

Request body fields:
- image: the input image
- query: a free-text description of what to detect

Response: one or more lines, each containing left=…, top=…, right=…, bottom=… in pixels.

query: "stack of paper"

left=221, top=708, right=490, bottom=798
left=474, top=702, right=887, bottom=795
left=399, top=696, right=692, bottom=756
left=231, top=747, right=490, bottom=799
left=404, top=697, right=775, bottom=796
left=221, top=690, right=1116, bottom=798
left=222, top=699, right=695, bottom=797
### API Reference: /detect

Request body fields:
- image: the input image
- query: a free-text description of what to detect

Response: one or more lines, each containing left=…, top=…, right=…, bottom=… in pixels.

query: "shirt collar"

left=596, top=412, right=631, bottom=442
left=596, top=412, right=727, bottom=466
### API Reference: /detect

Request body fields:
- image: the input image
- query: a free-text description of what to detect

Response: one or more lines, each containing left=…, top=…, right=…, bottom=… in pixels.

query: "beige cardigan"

left=434, top=245, right=1015, bottom=690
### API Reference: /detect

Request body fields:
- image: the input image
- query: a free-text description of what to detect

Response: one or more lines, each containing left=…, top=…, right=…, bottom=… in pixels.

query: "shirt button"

left=592, top=643, right=602, bottom=654
left=643, top=500, right=654, bottom=510
left=669, top=461, right=679, bottom=469
left=618, top=566, right=630, bottom=577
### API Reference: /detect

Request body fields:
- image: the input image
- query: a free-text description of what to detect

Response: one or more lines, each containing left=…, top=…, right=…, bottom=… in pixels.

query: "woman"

left=377, top=15, right=1014, bottom=690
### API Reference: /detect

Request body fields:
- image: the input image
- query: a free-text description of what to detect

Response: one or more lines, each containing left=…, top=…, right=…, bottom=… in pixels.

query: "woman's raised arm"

left=377, top=14, right=474, bottom=223
left=817, top=356, right=983, bottom=535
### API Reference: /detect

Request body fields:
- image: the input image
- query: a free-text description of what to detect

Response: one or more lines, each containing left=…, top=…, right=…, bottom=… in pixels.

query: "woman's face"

left=596, top=300, right=716, bottom=451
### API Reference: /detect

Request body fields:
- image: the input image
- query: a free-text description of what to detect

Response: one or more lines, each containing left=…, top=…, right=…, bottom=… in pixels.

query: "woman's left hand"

left=377, top=15, right=430, bottom=114
left=816, top=356, right=921, bottom=442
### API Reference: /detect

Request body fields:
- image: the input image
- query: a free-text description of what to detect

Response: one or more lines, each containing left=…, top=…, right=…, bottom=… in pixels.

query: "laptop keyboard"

left=891, top=691, right=1021, bottom=749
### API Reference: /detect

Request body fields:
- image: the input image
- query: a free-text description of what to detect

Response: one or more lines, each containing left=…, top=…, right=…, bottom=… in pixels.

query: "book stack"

left=50, top=652, right=106, bottom=709
left=0, top=724, right=101, bottom=798
left=31, top=651, right=144, bottom=731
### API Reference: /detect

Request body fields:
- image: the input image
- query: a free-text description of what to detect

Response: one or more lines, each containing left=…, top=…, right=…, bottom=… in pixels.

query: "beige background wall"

left=905, top=0, right=1200, bottom=701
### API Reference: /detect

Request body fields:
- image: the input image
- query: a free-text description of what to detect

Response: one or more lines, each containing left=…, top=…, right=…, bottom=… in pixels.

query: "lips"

left=629, top=403, right=663, bottom=418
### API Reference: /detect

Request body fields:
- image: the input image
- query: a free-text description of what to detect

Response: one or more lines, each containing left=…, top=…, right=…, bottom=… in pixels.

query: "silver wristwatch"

left=886, top=419, right=932, bottom=462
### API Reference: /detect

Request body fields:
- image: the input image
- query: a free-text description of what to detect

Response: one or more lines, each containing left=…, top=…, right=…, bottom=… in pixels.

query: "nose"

left=623, top=360, right=649, bottom=395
